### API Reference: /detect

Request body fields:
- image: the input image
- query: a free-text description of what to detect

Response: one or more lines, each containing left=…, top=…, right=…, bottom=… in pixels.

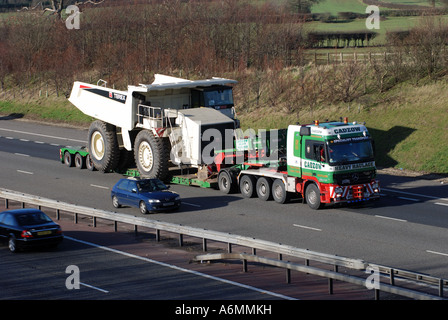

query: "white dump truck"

left=68, top=74, right=239, bottom=180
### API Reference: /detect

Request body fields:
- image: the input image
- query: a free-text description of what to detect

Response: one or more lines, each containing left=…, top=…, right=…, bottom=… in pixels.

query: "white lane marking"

left=14, top=153, right=30, bottom=157
left=426, top=250, right=448, bottom=258
left=293, top=224, right=322, bottom=232
left=382, top=188, right=448, bottom=202
left=35, top=141, right=45, bottom=144
left=435, top=203, right=448, bottom=207
left=90, top=184, right=109, bottom=190
left=65, top=236, right=296, bottom=300
left=17, top=170, right=34, bottom=175
left=0, top=127, right=86, bottom=143
left=19, top=139, right=29, bottom=142
left=183, top=202, right=201, bottom=208
left=375, top=215, right=407, bottom=223
left=397, top=196, right=419, bottom=202
left=80, top=282, right=109, bottom=294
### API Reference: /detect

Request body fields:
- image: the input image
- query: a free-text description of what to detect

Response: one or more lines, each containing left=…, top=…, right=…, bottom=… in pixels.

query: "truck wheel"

left=240, top=175, right=256, bottom=198
left=134, top=130, right=169, bottom=180
left=218, top=170, right=234, bottom=194
left=64, top=151, right=74, bottom=167
left=256, top=177, right=272, bottom=201
left=88, top=120, right=120, bottom=172
left=75, top=153, right=85, bottom=169
left=272, top=179, right=288, bottom=204
left=305, top=183, right=323, bottom=210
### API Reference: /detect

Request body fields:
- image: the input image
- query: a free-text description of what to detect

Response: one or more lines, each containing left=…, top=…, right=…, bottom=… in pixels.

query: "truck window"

left=305, top=140, right=326, bottom=162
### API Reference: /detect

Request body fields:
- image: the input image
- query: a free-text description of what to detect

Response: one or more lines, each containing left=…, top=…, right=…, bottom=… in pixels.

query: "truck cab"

left=287, top=118, right=380, bottom=208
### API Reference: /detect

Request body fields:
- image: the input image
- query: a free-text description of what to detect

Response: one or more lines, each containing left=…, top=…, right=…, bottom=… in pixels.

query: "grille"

left=333, top=170, right=375, bottom=186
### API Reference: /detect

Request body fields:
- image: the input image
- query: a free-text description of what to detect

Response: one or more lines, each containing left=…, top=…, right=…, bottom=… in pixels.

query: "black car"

left=0, top=209, right=64, bottom=253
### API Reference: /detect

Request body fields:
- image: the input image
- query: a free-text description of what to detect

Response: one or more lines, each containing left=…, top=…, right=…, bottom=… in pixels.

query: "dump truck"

left=65, top=75, right=379, bottom=209
left=68, top=74, right=238, bottom=181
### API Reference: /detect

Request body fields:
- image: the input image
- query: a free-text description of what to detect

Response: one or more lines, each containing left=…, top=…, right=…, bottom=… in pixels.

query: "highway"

left=1, top=118, right=448, bottom=283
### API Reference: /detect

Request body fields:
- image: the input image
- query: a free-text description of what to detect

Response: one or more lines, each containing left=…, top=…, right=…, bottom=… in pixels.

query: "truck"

left=64, top=74, right=380, bottom=209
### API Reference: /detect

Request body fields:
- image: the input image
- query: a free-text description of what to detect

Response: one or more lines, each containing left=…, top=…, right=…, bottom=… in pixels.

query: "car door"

left=126, top=180, right=141, bottom=207
left=0, top=213, right=6, bottom=240
left=0, top=213, right=17, bottom=240
left=115, top=180, right=131, bottom=205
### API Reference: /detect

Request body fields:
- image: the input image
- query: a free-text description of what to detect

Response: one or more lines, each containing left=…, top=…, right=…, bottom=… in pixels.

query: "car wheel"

left=8, top=235, right=17, bottom=253
left=112, top=196, right=121, bottom=208
left=139, top=201, right=148, bottom=214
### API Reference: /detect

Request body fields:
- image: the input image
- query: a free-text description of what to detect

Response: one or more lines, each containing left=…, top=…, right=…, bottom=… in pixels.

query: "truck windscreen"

left=204, top=88, right=234, bottom=107
left=327, top=137, right=374, bottom=165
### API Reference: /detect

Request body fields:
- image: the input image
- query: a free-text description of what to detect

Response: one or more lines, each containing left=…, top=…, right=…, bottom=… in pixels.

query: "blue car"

left=111, top=178, right=181, bottom=214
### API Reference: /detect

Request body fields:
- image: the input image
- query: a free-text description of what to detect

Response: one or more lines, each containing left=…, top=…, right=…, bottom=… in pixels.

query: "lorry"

left=64, top=74, right=380, bottom=209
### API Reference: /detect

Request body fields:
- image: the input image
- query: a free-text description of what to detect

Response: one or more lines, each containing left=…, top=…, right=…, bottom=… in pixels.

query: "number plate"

left=37, top=230, right=52, bottom=236
left=163, top=202, right=174, bottom=206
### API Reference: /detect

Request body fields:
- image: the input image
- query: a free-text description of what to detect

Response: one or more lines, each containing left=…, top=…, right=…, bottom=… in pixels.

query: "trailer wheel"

left=239, top=175, right=256, bottom=198
left=64, top=151, right=74, bottom=167
left=75, top=153, right=85, bottom=169
left=134, top=130, right=169, bottom=180
left=305, top=183, right=323, bottom=210
left=88, top=120, right=120, bottom=172
left=272, top=179, right=288, bottom=204
left=86, top=154, right=95, bottom=171
left=256, top=177, right=272, bottom=201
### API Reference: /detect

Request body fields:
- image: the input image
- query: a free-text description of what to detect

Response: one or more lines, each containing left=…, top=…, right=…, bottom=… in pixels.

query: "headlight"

left=148, top=199, right=161, bottom=203
left=175, top=196, right=181, bottom=201
left=335, top=187, right=343, bottom=194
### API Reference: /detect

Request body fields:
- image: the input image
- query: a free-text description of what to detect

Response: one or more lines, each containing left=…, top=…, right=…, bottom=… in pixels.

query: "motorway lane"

left=0, top=235, right=287, bottom=300
left=1, top=119, right=448, bottom=280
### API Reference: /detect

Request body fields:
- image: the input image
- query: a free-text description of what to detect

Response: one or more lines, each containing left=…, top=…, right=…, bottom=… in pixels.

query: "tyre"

left=87, top=120, right=120, bottom=172
left=139, top=201, right=148, bottom=214
left=239, top=175, right=256, bottom=198
left=256, top=177, right=272, bottom=201
left=218, top=170, right=234, bottom=194
left=134, top=130, right=169, bottom=180
left=305, top=183, right=323, bottom=210
left=75, top=153, right=85, bottom=169
left=86, top=154, right=95, bottom=171
left=112, top=196, right=121, bottom=208
left=8, top=235, right=17, bottom=253
left=272, top=179, right=288, bottom=204
left=64, top=151, right=74, bottom=167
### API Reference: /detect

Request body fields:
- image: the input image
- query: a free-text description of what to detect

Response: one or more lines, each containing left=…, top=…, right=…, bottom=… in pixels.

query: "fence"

left=0, top=187, right=446, bottom=300
left=304, top=51, right=392, bottom=65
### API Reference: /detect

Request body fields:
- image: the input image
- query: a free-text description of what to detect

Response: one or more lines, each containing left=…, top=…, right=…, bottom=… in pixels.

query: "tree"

left=288, top=0, right=322, bottom=14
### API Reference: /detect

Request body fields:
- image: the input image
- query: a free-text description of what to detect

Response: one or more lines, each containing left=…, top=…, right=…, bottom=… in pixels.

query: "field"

left=1, top=0, right=448, bottom=174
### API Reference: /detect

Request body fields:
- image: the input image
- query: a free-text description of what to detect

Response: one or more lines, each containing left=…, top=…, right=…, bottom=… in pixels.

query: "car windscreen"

left=15, top=211, right=53, bottom=226
left=137, top=180, right=169, bottom=192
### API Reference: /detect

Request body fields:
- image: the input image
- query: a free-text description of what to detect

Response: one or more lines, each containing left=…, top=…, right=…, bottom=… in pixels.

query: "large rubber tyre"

left=64, top=151, right=74, bottom=167
left=218, top=170, right=234, bottom=194
left=87, top=120, right=120, bottom=172
left=75, top=153, right=85, bottom=169
left=134, top=130, right=169, bottom=180
left=239, top=175, right=256, bottom=198
left=256, top=177, right=272, bottom=201
left=272, top=179, right=288, bottom=204
left=305, top=183, right=323, bottom=210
